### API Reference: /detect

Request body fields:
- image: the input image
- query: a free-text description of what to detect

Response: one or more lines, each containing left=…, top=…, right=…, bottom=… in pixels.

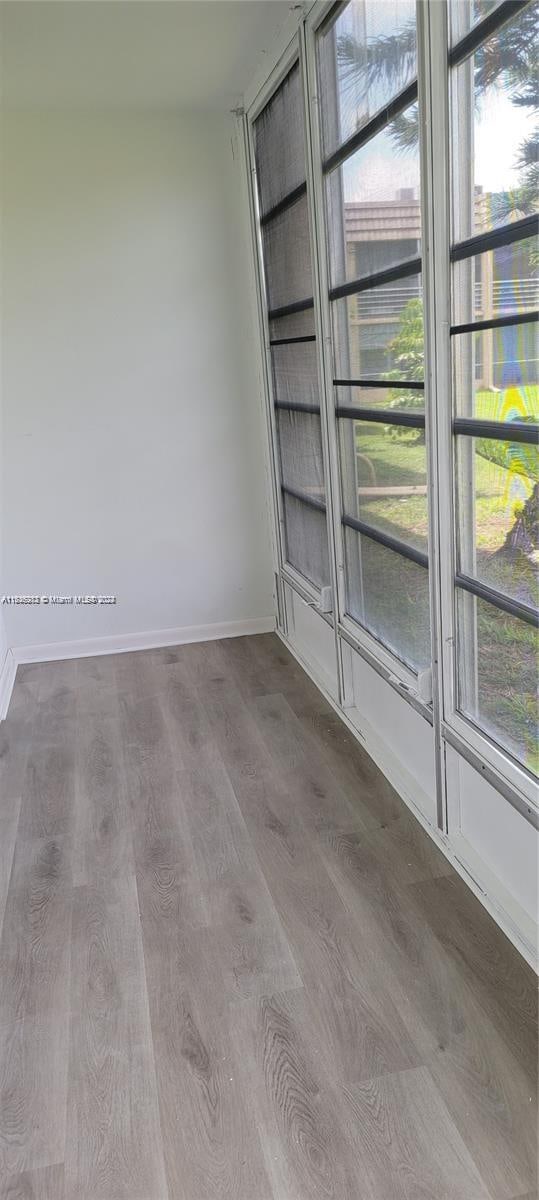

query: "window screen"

left=449, top=0, right=539, bottom=773
left=254, top=61, right=329, bottom=591
left=316, top=0, right=429, bottom=673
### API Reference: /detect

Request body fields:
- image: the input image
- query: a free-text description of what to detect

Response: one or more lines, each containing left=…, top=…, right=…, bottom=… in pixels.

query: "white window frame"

left=242, top=0, right=539, bottom=827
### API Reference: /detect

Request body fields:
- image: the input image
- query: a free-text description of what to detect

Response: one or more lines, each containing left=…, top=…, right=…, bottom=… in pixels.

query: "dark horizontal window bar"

left=453, top=417, right=539, bottom=444
left=334, top=377, right=424, bottom=390
left=456, top=571, right=539, bottom=629
left=451, top=309, right=538, bottom=336
left=329, top=256, right=421, bottom=303
left=268, top=297, right=314, bottom=321
left=342, top=512, right=429, bottom=569
left=336, top=405, right=425, bottom=429
left=323, top=80, right=418, bottom=176
left=449, top=0, right=531, bottom=69
left=281, top=484, right=327, bottom=514
left=260, top=181, right=307, bottom=228
left=451, top=213, right=538, bottom=263
left=275, top=401, right=321, bottom=415
left=270, top=335, right=316, bottom=346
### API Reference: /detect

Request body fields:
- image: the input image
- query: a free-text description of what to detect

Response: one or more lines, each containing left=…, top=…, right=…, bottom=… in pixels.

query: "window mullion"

left=418, top=0, right=453, bottom=829
left=300, top=15, right=351, bottom=704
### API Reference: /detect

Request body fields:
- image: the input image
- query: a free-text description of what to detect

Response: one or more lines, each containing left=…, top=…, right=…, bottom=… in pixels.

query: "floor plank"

left=0, top=634, right=536, bottom=1199
left=0, top=1163, right=65, bottom=1200
left=65, top=876, right=168, bottom=1200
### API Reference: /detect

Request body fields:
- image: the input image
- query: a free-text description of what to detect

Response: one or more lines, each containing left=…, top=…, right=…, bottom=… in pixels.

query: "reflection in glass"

left=335, top=382, right=425, bottom=413
left=317, top=0, right=417, bottom=158
left=340, top=419, right=428, bottom=554
left=449, top=0, right=503, bottom=46
left=457, top=590, right=538, bottom=772
left=452, top=321, right=539, bottom=416
left=325, top=106, right=421, bottom=289
left=344, top=527, right=430, bottom=670
left=452, top=236, right=539, bottom=326
left=456, top=434, right=538, bottom=608
left=451, top=3, right=539, bottom=240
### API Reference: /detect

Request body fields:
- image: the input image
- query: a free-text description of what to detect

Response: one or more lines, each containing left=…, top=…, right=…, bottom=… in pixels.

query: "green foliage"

left=384, top=299, right=424, bottom=423
left=476, top=425, right=539, bottom=483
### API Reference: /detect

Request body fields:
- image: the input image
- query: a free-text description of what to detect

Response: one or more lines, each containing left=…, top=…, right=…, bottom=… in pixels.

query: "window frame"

left=244, top=0, right=539, bottom=824
left=427, top=0, right=539, bottom=814
left=304, top=0, right=434, bottom=704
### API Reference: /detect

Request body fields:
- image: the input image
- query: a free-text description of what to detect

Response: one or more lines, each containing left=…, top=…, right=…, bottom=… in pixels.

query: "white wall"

left=0, top=110, right=274, bottom=653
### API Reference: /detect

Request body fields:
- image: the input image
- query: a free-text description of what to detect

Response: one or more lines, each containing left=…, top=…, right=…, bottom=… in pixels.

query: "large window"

left=246, top=0, right=538, bottom=811
left=449, top=0, right=539, bottom=773
left=316, top=0, right=430, bottom=673
left=253, top=60, right=330, bottom=591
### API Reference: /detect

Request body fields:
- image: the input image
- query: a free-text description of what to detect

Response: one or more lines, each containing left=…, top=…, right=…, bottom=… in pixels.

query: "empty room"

left=0, top=0, right=537, bottom=1197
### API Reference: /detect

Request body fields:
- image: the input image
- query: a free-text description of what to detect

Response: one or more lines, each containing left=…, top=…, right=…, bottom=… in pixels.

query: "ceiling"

left=0, top=0, right=293, bottom=111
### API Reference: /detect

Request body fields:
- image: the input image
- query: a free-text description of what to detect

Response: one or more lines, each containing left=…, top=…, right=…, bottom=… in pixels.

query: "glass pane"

left=452, top=321, right=539, bottom=416
left=335, top=381, right=425, bottom=413
left=325, top=105, right=421, bottom=289
left=332, top=277, right=424, bottom=382
left=277, top=410, right=325, bottom=499
left=340, top=418, right=428, bottom=554
left=263, top=194, right=313, bottom=312
left=457, top=590, right=538, bottom=773
left=456, top=433, right=539, bottom=607
left=344, top=526, right=430, bottom=670
left=254, top=63, right=306, bottom=217
left=452, top=236, right=539, bottom=325
left=449, top=0, right=504, bottom=46
left=451, top=3, right=539, bottom=241
left=283, top=492, right=329, bottom=588
left=317, top=0, right=417, bottom=158
left=271, top=342, right=319, bottom=408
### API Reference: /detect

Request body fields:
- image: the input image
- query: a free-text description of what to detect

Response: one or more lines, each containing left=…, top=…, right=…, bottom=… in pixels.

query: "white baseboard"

left=0, top=649, right=17, bottom=720
left=11, top=615, right=276, bottom=666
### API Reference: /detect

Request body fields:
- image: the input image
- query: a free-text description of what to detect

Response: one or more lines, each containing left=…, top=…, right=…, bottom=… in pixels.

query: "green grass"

left=351, top=389, right=538, bottom=771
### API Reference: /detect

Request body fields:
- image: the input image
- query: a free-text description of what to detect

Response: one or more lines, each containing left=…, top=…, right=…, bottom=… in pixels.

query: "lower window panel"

left=277, top=409, right=325, bottom=500
left=339, top=418, right=428, bottom=556
left=343, top=525, right=431, bottom=672
left=283, top=492, right=329, bottom=590
left=272, top=341, right=319, bottom=408
left=455, top=433, right=538, bottom=609
left=456, top=588, right=538, bottom=775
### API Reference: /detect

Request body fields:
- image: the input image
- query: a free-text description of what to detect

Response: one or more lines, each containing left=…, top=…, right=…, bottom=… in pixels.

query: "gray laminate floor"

left=0, top=633, right=536, bottom=1199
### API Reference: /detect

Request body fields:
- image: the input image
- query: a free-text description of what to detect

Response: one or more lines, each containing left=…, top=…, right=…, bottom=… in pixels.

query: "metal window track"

left=449, top=0, right=532, bottom=68
left=451, top=213, right=539, bottom=263
left=329, top=256, right=422, bottom=303
left=456, top=572, right=539, bottom=628
left=453, top=417, right=539, bottom=444
left=336, top=405, right=425, bottom=429
left=322, top=80, right=419, bottom=176
left=451, top=310, right=538, bottom=336
left=342, top=512, right=429, bottom=569
left=281, top=484, right=327, bottom=513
